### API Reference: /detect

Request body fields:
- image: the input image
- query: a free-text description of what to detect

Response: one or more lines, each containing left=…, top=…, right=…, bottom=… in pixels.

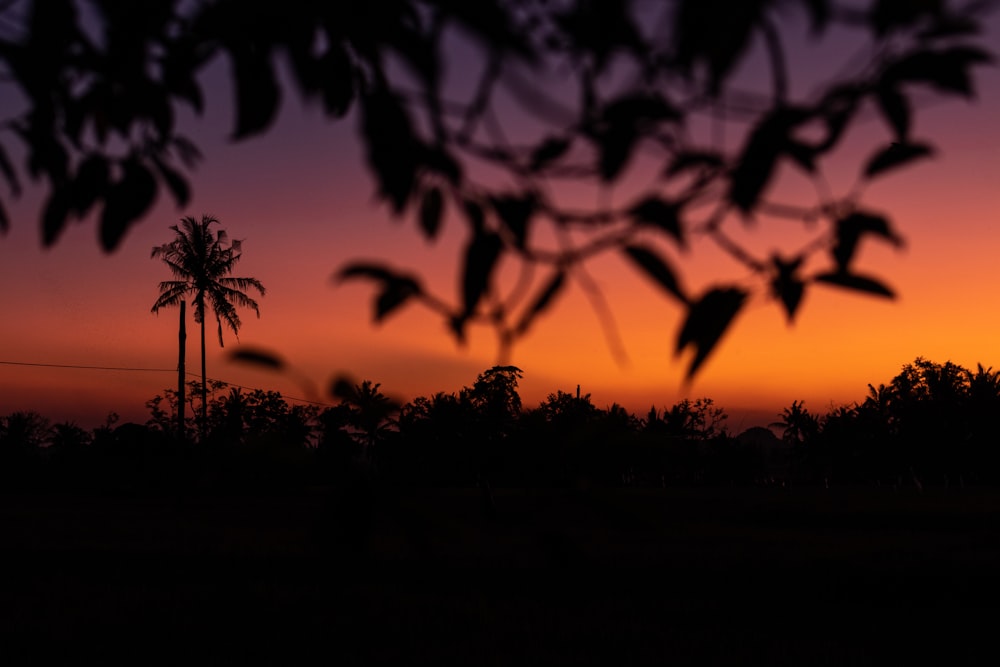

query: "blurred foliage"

left=0, top=1, right=995, bottom=375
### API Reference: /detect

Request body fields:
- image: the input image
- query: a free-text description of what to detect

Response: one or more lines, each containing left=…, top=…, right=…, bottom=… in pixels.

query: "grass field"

left=2, top=486, right=998, bottom=663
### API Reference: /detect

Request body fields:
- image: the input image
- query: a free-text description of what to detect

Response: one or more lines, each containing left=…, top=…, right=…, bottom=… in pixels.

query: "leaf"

left=361, top=88, right=420, bottom=214
left=460, top=230, right=503, bottom=320
left=0, top=141, right=21, bottom=196
left=592, top=92, right=682, bottom=182
left=515, top=270, right=566, bottom=336
left=100, top=158, right=157, bottom=251
left=882, top=47, right=993, bottom=98
left=320, top=44, right=355, bottom=118
left=171, top=136, right=203, bottom=169
left=231, top=47, right=281, bottom=139
left=419, top=187, right=444, bottom=240
left=70, top=153, right=109, bottom=217
left=770, top=255, right=806, bottom=322
left=863, top=141, right=934, bottom=178
left=622, top=245, right=686, bottom=303
left=876, top=86, right=910, bottom=141
left=42, top=188, right=71, bottom=246
left=813, top=271, right=895, bottom=299
left=832, top=211, right=903, bottom=270
left=421, top=145, right=463, bottom=185
left=801, top=0, right=831, bottom=33
left=337, top=263, right=424, bottom=323
left=626, top=196, right=684, bottom=245
left=230, top=348, right=286, bottom=371
left=529, top=136, right=572, bottom=171
left=596, top=124, right=637, bottom=182
left=374, top=280, right=422, bottom=322
left=491, top=193, right=536, bottom=249
left=673, top=0, right=765, bottom=94
left=0, top=196, right=8, bottom=234
left=729, top=107, right=813, bottom=212
left=462, top=198, right=485, bottom=233
left=150, top=154, right=190, bottom=208
left=870, top=0, right=942, bottom=35
left=676, top=287, right=747, bottom=379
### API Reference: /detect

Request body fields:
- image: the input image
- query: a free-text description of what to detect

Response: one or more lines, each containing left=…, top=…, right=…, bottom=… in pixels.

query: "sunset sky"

left=1, top=8, right=998, bottom=431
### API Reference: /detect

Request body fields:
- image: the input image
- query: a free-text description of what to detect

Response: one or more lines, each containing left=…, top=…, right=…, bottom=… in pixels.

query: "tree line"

left=1, top=358, right=999, bottom=491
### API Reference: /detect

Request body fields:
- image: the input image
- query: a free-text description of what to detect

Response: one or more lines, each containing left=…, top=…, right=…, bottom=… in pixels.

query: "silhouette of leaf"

left=594, top=93, right=682, bottom=181
left=626, top=196, right=684, bottom=246
left=491, top=193, right=536, bottom=249
left=42, top=188, right=71, bottom=246
left=150, top=155, right=190, bottom=208
left=729, top=107, right=813, bottom=212
left=801, top=0, right=831, bottom=33
left=814, top=271, right=895, bottom=299
left=917, top=13, right=980, bottom=40
left=100, top=158, right=157, bottom=251
left=676, top=287, right=747, bottom=379
left=463, top=198, right=485, bottom=233
left=883, top=47, right=993, bottom=97
left=870, top=0, right=947, bottom=36
left=146, top=86, right=175, bottom=142
left=375, top=279, right=422, bottom=322
left=863, top=141, right=934, bottom=178
left=422, top=145, right=463, bottom=185
left=785, top=141, right=818, bottom=173
left=70, top=153, right=109, bottom=217
left=361, top=89, right=420, bottom=213
left=515, top=270, right=566, bottom=336
left=320, top=44, right=355, bottom=118
left=419, top=187, right=444, bottom=241
left=833, top=211, right=903, bottom=270
left=674, top=0, right=764, bottom=94
left=529, top=136, right=571, bottom=172
left=231, top=48, right=281, bottom=139
left=230, top=348, right=286, bottom=371
left=623, top=245, right=686, bottom=303
left=0, top=197, right=8, bottom=233
left=876, top=86, right=911, bottom=141
left=554, top=0, right=644, bottom=70
left=770, top=255, right=806, bottom=322
left=460, top=230, right=503, bottom=319
left=171, top=136, right=203, bottom=169
left=338, top=263, right=424, bottom=323
left=0, top=141, right=20, bottom=196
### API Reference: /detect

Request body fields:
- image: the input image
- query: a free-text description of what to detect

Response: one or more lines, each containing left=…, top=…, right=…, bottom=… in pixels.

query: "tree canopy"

left=0, top=0, right=994, bottom=375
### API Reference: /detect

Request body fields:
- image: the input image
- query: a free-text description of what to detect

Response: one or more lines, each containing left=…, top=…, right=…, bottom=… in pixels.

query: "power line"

left=0, top=360, right=175, bottom=372
left=0, top=359, right=337, bottom=408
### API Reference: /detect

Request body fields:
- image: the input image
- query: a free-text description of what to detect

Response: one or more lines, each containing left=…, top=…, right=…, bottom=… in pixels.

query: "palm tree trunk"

left=178, top=300, right=186, bottom=440
left=200, top=315, right=207, bottom=441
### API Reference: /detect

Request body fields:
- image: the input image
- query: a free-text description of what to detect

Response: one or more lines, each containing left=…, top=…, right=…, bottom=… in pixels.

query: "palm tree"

left=151, top=215, right=265, bottom=438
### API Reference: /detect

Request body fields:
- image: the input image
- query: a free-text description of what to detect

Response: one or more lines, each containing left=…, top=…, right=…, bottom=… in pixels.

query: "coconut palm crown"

left=151, top=215, right=265, bottom=343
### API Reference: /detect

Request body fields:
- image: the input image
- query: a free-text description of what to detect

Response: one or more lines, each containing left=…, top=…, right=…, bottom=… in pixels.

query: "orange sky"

left=1, top=12, right=999, bottom=430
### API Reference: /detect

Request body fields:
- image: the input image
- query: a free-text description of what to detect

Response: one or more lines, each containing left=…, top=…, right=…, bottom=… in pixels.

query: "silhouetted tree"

left=334, top=380, right=399, bottom=471
left=151, top=215, right=265, bottom=438
left=2, top=1, right=994, bottom=377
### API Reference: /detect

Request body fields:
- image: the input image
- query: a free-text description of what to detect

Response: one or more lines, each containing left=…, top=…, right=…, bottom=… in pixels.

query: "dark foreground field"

left=3, top=486, right=999, bottom=664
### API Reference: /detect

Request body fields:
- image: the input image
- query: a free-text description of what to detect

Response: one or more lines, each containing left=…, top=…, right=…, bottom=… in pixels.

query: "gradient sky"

left=1, top=9, right=999, bottom=430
